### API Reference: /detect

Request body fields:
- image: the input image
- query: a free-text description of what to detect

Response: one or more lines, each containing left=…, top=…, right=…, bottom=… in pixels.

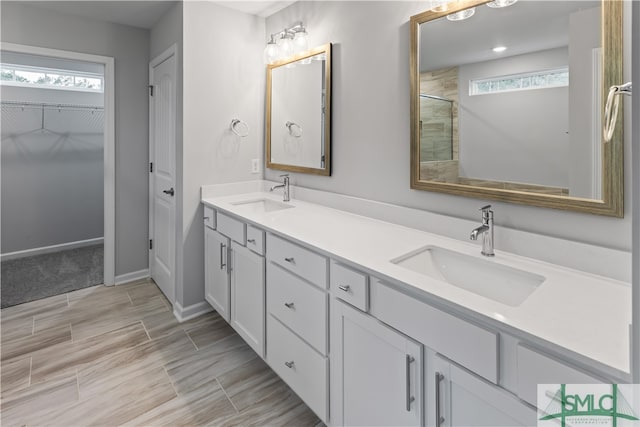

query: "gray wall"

left=1, top=2, right=150, bottom=275
left=181, top=1, right=265, bottom=307
left=271, top=59, right=324, bottom=169
left=457, top=47, right=569, bottom=187
left=265, top=1, right=632, bottom=252
left=568, top=6, right=601, bottom=199
left=1, top=85, right=104, bottom=253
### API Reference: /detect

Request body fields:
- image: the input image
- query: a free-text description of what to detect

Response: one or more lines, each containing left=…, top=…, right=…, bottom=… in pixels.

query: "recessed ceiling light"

left=446, top=7, right=475, bottom=21
left=487, top=0, right=518, bottom=8
left=492, top=46, right=507, bottom=53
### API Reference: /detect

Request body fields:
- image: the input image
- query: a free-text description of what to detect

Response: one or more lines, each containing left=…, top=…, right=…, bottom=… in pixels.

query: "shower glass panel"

left=419, top=94, right=453, bottom=162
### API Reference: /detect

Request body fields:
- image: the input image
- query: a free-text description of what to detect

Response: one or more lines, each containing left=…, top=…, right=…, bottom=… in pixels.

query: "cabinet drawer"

left=204, top=206, right=216, bottom=229
left=267, top=316, right=328, bottom=423
left=516, top=345, right=603, bottom=407
left=246, top=225, right=265, bottom=256
left=267, top=263, right=327, bottom=354
left=267, top=234, right=328, bottom=289
left=330, top=260, right=369, bottom=312
left=371, top=279, right=499, bottom=383
left=217, top=212, right=245, bottom=244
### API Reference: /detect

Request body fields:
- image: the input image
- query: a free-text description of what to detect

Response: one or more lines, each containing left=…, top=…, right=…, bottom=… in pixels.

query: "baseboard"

left=115, top=269, right=150, bottom=285
left=173, top=300, right=212, bottom=323
left=1, top=237, right=104, bottom=262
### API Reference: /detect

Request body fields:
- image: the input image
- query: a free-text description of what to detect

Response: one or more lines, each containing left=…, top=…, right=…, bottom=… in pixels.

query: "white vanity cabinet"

left=330, top=299, right=423, bottom=427
left=430, top=355, right=536, bottom=427
left=230, top=241, right=265, bottom=357
left=204, top=210, right=265, bottom=358
left=204, top=227, right=231, bottom=322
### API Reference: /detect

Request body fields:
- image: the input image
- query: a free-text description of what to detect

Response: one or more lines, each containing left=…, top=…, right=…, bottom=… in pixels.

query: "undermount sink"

left=231, top=198, right=294, bottom=213
left=391, top=246, right=545, bottom=307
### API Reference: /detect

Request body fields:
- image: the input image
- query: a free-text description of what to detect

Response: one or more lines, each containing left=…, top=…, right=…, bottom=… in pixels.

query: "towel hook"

left=285, top=121, right=303, bottom=137
left=230, top=119, right=249, bottom=137
left=603, top=82, right=632, bottom=143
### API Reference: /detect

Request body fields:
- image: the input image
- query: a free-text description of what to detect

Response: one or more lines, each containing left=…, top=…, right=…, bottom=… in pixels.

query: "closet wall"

left=1, top=56, right=104, bottom=255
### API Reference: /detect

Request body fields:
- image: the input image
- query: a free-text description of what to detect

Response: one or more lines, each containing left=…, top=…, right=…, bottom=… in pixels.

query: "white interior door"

left=149, top=46, right=176, bottom=303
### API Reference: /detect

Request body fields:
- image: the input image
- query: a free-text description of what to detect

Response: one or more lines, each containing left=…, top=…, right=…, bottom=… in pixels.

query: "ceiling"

left=26, top=0, right=295, bottom=30
left=420, top=0, right=601, bottom=71
left=27, top=1, right=178, bottom=29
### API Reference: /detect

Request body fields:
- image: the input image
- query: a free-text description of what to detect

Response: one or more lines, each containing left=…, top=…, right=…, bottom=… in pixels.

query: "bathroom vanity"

left=201, top=182, right=630, bottom=426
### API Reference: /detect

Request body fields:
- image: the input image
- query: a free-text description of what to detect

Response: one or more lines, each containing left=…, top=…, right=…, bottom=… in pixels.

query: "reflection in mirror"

left=410, top=0, right=623, bottom=216
left=267, top=44, right=332, bottom=176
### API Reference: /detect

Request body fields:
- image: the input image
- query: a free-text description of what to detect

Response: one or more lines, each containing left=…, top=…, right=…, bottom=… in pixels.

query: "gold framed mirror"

left=266, top=43, right=332, bottom=176
left=410, top=0, right=623, bottom=216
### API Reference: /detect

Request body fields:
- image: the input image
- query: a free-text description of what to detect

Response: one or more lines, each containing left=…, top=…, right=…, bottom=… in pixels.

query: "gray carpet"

left=1, top=244, right=103, bottom=308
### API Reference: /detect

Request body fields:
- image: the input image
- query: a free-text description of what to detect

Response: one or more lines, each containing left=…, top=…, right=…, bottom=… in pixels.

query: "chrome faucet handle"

left=280, top=174, right=289, bottom=178
left=479, top=204, right=492, bottom=212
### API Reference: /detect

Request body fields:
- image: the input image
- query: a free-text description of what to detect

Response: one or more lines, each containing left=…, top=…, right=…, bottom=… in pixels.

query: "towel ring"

left=285, top=121, right=303, bottom=137
left=603, top=82, right=632, bottom=143
left=230, top=119, right=249, bottom=137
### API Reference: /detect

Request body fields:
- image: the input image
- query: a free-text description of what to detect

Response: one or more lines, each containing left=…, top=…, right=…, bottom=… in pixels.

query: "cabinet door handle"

left=284, top=302, right=295, bottom=309
left=338, top=284, right=350, bottom=292
left=284, top=257, right=294, bottom=263
left=204, top=216, right=210, bottom=221
left=284, top=361, right=295, bottom=369
left=406, top=355, right=415, bottom=412
left=247, top=239, right=256, bottom=244
left=219, top=243, right=226, bottom=270
left=435, top=372, right=445, bottom=425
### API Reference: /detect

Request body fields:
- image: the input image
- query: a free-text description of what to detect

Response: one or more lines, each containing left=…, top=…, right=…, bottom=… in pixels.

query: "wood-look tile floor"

left=1, top=280, right=322, bottom=426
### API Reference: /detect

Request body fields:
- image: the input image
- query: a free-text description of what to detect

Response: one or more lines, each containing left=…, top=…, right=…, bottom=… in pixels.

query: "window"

left=0, top=63, right=103, bottom=92
left=469, top=67, right=569, bottom=96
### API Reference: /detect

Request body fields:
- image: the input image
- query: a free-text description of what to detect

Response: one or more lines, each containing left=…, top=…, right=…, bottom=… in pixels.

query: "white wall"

left=265, top=1, right=632, bottom=253
left=181, top=2, right=265, bottom=307
left=1, top=1, right=150, bottom=276
left=1, top=85, right=104, bottom=253
left=457, top=47, right=569, bottom=187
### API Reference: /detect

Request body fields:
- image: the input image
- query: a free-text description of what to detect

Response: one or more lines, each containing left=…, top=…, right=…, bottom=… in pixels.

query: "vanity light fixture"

left=263, top=22, right=309, bottom=65
left=486, top=0, right=517, bottom=8
left=492, top=46, right=507, bottom=53
left=446, top=7, right=475, bottom=21
left=430, top=0, right=450, bottom=12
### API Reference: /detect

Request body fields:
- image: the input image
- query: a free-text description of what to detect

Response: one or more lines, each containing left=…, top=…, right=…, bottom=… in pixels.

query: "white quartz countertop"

left=202, top=190, right=631, bottom=379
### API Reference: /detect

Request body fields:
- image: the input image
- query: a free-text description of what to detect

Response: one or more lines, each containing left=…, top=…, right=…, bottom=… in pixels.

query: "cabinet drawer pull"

left=284, top=302, right=295, bottom=309
left=247, top=238, right=256, bottom=244
left=219, top=243, right=226, bottom=270
left=435, top=372, right=445, bottom=425
left=204, top=216, right=210, bottom=221
left=284, top=257, right=295, bottom=263
left=284, top=361, right=295, bottom=369
left=406, top=355, right=415, bottom=412
left=338, top=284, right=350, bottom=292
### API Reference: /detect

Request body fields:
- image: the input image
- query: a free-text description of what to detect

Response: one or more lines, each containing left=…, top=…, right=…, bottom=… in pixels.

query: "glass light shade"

left=277, top=35, right=294, bottom=60
left=264, top=41, right=278, bottom=64
left=486, top=0, right=517, bottom=8
left=430, top=0, right=449, bottom=12
left=446, top=7, right=475, bottom=21
left=293, top=30, right=309, bottom=55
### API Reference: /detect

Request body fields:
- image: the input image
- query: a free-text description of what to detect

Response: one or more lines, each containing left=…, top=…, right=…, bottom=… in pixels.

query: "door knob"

left=163, top=188, right=175, bottom=196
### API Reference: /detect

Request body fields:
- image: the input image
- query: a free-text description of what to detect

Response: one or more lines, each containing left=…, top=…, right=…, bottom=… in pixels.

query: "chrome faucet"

left=269, top=174, right=290, bottom=202
left=470, top=205, right=494, bottom=257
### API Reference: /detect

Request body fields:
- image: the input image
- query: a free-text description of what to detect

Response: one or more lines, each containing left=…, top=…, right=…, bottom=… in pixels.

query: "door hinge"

left=148, top=85, right=154, bottom=96
left=149, top=162, right=153, bottom=173
left=149, top=239, right=153, bottom=250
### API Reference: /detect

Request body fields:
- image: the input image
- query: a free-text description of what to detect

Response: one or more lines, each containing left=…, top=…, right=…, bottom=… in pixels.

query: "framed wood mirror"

left=266, top=43, right=332, bottom=176
left=410, top=0, right=623, bottom=216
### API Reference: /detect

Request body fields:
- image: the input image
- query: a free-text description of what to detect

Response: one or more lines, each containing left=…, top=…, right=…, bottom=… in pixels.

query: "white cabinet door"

left=205, top=227, right=231, bottom=322
left=431, top=355, right=536, bottom=427
left=230, top=242, right=265, bottom=358
left=330, top=299, right=423, bottom=427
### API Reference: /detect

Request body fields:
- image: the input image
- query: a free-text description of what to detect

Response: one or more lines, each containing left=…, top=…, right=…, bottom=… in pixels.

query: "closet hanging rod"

left=1, top=100, right=104, bottom=111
